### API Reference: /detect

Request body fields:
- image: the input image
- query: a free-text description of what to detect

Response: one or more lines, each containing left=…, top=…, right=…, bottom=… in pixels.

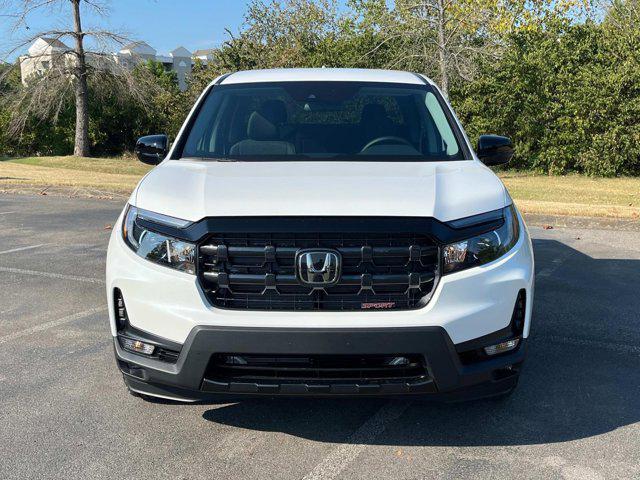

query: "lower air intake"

left=206, top=354, right=428, bottom=384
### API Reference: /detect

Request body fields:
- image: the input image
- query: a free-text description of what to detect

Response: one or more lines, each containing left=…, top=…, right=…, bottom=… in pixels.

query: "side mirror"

left=477, top=135, right=514, bottom=166
left=135, top=134, right=168, bottom=165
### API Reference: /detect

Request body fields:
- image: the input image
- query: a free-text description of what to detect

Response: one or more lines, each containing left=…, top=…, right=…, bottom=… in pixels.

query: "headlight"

left=443, top=205, right=520, bottom=274
left=122, top=205, right=196, bottom=274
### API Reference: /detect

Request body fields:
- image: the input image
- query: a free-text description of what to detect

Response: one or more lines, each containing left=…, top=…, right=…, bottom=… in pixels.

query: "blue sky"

left=1, top=0, right=252, bottom=60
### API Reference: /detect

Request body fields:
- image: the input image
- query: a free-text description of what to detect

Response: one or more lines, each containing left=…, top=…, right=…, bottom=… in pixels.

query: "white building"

left=19, top=37, right=70, bottom=81
left=193, top=48, right=216, bottom=62
left=19, top=38, right=207, bottom=91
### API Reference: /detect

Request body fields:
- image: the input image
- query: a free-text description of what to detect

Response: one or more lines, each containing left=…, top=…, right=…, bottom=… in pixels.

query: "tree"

left=455, top=8, right=640, bottom=176
left=350, top=0, right=591, bottom=98
left=177, top=0, right=345, bottom=104
left=240, top=0, right=340, bottom=68
left=0, top=0, right=157, bottom=157
left=70, top=0, right=88, bottom=156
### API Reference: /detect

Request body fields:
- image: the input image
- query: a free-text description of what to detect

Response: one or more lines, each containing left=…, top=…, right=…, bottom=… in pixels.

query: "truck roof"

left=218, top=68, right=433, bottom=86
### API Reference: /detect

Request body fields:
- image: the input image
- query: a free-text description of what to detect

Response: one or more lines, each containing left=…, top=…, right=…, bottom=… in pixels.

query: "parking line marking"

left=0, top=266, right=104, bottom=284
left=0, top=244, right=48, bottom=255
left=0, top=306, right=106, bottom=345
left=0, top=211, right=16, bottom=215
left=537, top=256, right=568, bottom=278
left=302, top=401, right=410, bottom=480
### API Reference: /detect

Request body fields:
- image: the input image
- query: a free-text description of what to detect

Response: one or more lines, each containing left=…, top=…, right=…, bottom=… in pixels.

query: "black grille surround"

left=197, top=231, right=440, bottom=311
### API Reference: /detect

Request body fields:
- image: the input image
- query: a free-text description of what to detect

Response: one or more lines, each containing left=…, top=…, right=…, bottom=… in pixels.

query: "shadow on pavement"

left=202, top=239, right=640, bottom=446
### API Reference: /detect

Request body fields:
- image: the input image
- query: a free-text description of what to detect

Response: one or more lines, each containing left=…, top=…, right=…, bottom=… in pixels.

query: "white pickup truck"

left=106, top=68, right=534, bottom=402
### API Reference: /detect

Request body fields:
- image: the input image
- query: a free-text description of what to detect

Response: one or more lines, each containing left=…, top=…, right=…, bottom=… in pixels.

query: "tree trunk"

left=436, top=0, right=449, bottom=98
left=71, top=0, right=90, bottom=157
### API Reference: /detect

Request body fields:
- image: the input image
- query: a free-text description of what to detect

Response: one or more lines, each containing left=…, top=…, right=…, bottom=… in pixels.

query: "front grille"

left=197, top=232, right=439, bottom=311
left=206, top=354, right=428, bottom=384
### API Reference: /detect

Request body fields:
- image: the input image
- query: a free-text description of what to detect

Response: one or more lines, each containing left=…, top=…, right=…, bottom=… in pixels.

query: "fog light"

left=121, top=337, right=155, bottom=355
left=484, top=338, right=520, bottom=356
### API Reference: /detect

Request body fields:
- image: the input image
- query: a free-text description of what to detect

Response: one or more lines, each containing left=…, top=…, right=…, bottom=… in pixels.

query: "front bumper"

left=108, top=209, right=533, bottom=401
left=115, top=325, right=526, bottom=402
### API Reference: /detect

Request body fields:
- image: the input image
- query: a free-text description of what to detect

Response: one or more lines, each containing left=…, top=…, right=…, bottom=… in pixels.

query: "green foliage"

left=0, top=59, right=186, bottom=157
left=2, top=0, right=640, bottom=176
left=86, top=60, right=187, bottom=155
left=0, top=63, right=75, bottom=156
left=454, top=9, right=640, bottom=176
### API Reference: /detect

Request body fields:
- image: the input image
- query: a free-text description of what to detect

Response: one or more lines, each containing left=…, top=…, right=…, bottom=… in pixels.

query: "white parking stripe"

left=0, top=211, right=16, bottom=215
left=0, top=266, right=104, bottom=284
left=0, top=244, right=48, bottom=255
left=302, top=401, right=410, bottom=480
left=0, top=306, right=106, bottom=344
left=537, top=256, right=568, bottom=278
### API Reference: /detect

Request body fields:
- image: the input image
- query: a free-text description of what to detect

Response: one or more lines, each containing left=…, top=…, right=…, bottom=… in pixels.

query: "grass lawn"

left=8, top=155, right=152, bottom=175
left=500, top=171, right=639, bottom=219
left=1, top=156, right=639, bottom=219
left=0, top=156, right=152, bottom=197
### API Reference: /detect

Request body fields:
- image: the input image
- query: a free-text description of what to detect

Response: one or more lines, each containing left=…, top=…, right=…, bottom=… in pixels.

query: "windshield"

left=180, top=81, right=467, bottom=161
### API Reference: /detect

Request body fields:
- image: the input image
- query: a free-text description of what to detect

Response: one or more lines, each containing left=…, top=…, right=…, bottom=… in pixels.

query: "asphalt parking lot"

left=1, top=193, right=639, bottom=480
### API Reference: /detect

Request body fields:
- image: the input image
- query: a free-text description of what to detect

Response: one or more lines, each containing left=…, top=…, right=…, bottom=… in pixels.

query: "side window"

left=182, top=92, right=224, bottom=156
left=425, top=92, right=459, bottom=156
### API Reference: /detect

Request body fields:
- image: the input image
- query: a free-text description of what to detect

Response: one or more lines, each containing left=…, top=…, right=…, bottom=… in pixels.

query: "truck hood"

left=134, top=159, right=508, bottom=223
